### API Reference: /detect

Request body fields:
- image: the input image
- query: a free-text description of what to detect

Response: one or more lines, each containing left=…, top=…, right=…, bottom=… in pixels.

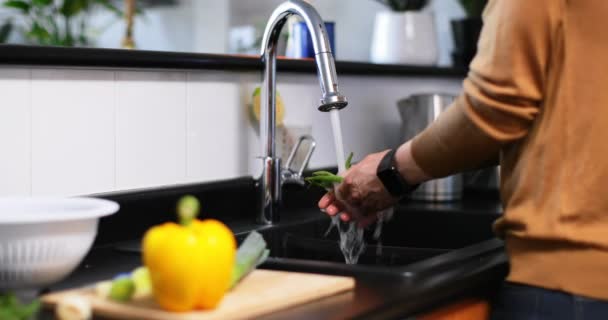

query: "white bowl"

left=0, top=197, right=119, bottom=292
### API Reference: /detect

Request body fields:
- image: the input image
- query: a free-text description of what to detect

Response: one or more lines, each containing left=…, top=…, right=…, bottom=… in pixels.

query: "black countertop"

left=0, top=44, right=467, bottom=77
left=38, top=179, right=507, bottom=319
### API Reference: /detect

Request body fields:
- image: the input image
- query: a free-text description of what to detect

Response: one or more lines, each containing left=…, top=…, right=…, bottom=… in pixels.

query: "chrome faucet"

left=257, top=0, right=348, bottom=225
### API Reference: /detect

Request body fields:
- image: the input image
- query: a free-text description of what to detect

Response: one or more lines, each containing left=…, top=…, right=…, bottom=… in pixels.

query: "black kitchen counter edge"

left=0, top=44, right=468, bottom=77
left=39, top=176, right=506, bottom=319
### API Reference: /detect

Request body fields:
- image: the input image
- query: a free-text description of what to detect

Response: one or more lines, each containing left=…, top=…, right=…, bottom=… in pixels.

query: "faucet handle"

left=282, top=135, right=316, bottom=186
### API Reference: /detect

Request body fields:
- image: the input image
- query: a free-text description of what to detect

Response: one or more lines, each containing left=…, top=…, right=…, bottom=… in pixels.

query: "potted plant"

left=0, top=0, right=127, bottom=46
left=451, top=0, right=488, bottom=67
left=370, top=0, right=438, bottom=65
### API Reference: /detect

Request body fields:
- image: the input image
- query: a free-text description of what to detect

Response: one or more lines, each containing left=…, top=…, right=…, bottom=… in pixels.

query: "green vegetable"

left=311, top=170, right=336, bottom=176
left=0, top=293, right=40, bottom=320
left=231, top=231, right=267, bottom=289
left=256, top=249, right=270, bottom=267
left=305, top=176, right=343, bottom=190
left=109, top=277, right=135, bottom=302
left=306, top=152, right=354, bottom=190
left=95, top=280, right=112, bottom=299
left=98, top=267, right=151, bottom=301
left=131, top=266, right=152, bottom=299
left=305, top=175, right=344, bottom=184
left=345, top=152, right=354, bottom=170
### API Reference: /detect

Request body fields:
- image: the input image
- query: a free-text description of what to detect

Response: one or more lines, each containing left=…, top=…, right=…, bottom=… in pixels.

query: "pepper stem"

left=177, top=195, right=200, bottom=226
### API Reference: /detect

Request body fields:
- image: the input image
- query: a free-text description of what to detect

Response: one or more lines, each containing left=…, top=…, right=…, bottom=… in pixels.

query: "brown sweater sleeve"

left=411, top=0, right=557, bottom=178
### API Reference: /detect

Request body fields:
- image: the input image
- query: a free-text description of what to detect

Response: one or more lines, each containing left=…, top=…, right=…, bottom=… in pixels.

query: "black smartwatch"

left=376, top=149, right=419, bottom=198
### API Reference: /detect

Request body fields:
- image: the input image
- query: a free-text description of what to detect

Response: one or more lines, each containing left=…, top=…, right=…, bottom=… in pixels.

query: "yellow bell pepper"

left=142, top=196, right=236, bottom=312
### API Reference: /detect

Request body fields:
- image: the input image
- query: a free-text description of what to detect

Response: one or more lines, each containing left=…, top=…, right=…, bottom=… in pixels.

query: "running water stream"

left=330, top=110, right=347, bottom=174
left=327, top=109, right=392, bottom=264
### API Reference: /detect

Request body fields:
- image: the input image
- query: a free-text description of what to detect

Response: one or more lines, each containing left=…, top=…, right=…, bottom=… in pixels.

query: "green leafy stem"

left=305, top=152, right=353, bottom=190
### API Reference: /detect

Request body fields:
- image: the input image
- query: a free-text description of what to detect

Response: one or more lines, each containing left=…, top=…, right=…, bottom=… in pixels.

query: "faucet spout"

left=257, top=0, right=348, bottom=225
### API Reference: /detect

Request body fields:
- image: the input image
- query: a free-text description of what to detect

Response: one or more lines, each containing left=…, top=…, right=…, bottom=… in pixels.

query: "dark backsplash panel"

left=92, top=175, right=326, bottom=246
left=93, top=177, right=256, bottom=246
left=89, top=164, right=499, bottom=247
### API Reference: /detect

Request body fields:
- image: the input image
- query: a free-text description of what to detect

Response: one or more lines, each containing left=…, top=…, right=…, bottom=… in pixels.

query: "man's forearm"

left=397, top=98, right=502, bottom=181
left=395, top=140, right=432, bottom=185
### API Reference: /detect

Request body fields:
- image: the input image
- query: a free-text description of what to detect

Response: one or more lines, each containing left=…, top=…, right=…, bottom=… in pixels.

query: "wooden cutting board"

left=42, top=270, right=355, bottom=320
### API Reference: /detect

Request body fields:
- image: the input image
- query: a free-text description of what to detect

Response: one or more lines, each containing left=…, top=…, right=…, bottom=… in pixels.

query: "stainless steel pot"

left=397, top=93, right=462, bottom=201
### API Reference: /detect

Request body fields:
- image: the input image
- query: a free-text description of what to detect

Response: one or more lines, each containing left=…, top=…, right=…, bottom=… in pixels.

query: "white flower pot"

left=370, top=11, right=439, bottom=65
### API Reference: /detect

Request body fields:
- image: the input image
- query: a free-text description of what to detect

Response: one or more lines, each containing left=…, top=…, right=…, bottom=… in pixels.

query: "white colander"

left=0, top=197, right=118, bottom=292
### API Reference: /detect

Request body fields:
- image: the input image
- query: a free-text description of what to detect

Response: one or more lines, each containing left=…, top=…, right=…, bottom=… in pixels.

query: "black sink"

left=279, top=233, right=448, bottom=267
left=246, top=208, right=501, bottom=277
left=112, top=190, right=502, bottom=279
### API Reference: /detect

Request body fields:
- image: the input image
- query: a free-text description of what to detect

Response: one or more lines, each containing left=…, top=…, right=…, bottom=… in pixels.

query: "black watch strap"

left=376, top=149, right=419, bottom=198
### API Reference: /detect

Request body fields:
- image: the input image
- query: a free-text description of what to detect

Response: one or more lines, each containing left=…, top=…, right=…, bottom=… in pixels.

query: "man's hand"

left=318, top=150, right=397, bottom=227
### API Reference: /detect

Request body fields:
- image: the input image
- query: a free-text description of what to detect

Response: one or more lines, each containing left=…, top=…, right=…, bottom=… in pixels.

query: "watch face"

left=377, top=168, right=393, bottom=184
left=387, top=169, right=405, bottom=197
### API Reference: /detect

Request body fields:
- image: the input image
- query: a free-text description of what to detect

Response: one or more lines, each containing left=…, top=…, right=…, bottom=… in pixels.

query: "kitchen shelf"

left=0, top=44, right=467, bottom=78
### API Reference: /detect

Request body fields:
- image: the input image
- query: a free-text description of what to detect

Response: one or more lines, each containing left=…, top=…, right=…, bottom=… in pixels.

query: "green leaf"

left=26, top=22, right=51, bottom=42
left=93, top=0, right=123, bottom=17
left=305, top=175, right=344, bottom=184
left=3, top=0, right=30, bottom=13
left=0, top=21, right=13, bottom=43
left=60, top=0, right=88, bottom=17
left=6, top=294, right=19, bottom=307
left=252, top=87, right=261, bottom=97
left=458, top=0, right=488, bottom=17
left=0, top=309, right=19, bottom=320
left=12, top=299, right=40, bottom=319
left=32, top=0, right=53, bottom=7
left=312, top=170, right=336, bottom=176
left=0, top=293, right=10, bottom=306
left=345, top=152, right=353, bottom=170
left=0, top=293, right=40, bottom=320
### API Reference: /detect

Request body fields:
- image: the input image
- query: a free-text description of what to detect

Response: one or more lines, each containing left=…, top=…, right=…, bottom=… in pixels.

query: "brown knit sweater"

left=410, top=0, right=608, bottom=300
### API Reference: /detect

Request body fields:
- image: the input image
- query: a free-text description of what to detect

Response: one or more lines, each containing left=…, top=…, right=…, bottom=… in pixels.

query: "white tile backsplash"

left=115, top=71, right=187, bottom=190
left=31, top=69, right=115, bottom=196
left=186, top=71, right=247, bottom=182
left=274, top=76, right=317, bottom=127
left=0, top=66, right=463, bottom=195
left=0, top=69, right=31, bottom=196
